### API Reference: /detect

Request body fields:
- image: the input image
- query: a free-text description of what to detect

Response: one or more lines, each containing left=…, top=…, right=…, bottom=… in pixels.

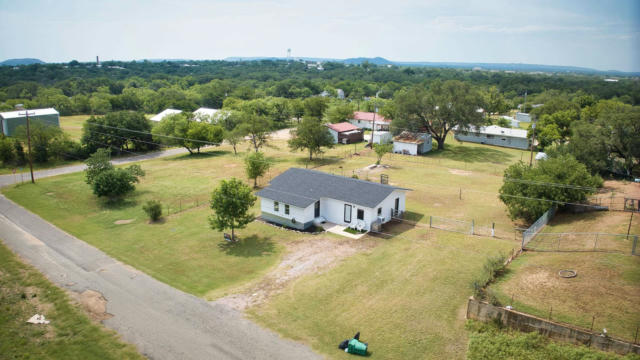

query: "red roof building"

left=326, top=122, right=360, bottom=132
left=326, top=122, right=364, bottom=144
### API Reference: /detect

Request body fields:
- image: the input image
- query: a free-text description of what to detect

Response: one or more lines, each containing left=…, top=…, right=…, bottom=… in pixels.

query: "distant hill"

left=223, top=56, right=637, bottom=75
left=0, top=58, right=45, bottom=66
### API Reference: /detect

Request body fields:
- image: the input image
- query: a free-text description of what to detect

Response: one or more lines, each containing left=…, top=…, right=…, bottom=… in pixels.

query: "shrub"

left=0, top=136, right=15, bottom=165
left=143, top=200, right=162, bottom=222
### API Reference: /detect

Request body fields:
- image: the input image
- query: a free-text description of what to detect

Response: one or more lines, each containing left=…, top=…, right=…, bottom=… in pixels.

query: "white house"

left=150, top=108, right=182, bottom=122
left=392, top=131, right=432, bottom=155
left=515, top=112, right=531, bottom=123
left=453, top=125, right=530, bottom=150
left=256, top=168, right=408, bottom=232
left=349, top=111, right=391, bottom=131
left=193, top=107, right=228, bottom=123
left=501, top=115, right=520, bottom=128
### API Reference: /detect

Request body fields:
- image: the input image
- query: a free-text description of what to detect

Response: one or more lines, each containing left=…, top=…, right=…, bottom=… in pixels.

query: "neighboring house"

left=371, top=131, right=392, bottom=145
left=349, top=111, right=391, bottom=131
left=454, top=125, right=530, bottom=150
left=392, top=131, right=432, bottom=155
left=0, top=108, right=59, bottom=137
left=150, top=108, right=182, bottom=122
left=501, top=115, right=520, bottom=128
left=193, top=107, right=227, bottom=122
left=326, top=122, right=364, bottom=144
left=515, top=112, right=531, bottom=123
left=336, top=89, right=345, bottom=99
left=257, top=168, right=409, bottom=232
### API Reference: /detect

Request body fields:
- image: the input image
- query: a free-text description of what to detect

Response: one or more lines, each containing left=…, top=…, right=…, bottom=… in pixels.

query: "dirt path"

left=215, top=236, right=375, bottom=311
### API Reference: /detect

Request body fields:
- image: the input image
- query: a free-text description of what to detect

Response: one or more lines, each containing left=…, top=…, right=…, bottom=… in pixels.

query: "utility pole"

left=15, top=105, right=35, bottom=183
left=529, top=118, right=536, bottom=167
left=523, top=90, right=527, bottom=113
left=369, top=94, right=378, bottom=148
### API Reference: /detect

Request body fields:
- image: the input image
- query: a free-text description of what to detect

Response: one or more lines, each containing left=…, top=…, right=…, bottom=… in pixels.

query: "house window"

left=357, top=209, right=364, bottom=220
left=285, top=204, right=290, bottom=215
left=344, top=204, right=352, bottom=223
left=377, top=207, right=382, bottom=216
left=274, top=201, right=279, bottom=212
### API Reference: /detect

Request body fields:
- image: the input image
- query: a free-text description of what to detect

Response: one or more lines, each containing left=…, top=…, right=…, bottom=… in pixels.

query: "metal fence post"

left=491, top=222, right=495, bottom=237
left=471, top=220, right=474, bottom=235
left=632, top=235, right=638, bottom=256
left=429, top=216, right=432, bottom=228
left=593, top=233, right=598, bottom=251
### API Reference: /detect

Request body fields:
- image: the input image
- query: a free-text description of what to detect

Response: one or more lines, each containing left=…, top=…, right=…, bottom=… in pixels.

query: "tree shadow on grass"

left=217, top=235, right=276, bottom=257
left=293, top=156, right=344, bottom=169
left=167, top=150, right=230, bottom=161
left=402, top=211, right=425, bottom=223
left=429, top=143, right=514, bottom=165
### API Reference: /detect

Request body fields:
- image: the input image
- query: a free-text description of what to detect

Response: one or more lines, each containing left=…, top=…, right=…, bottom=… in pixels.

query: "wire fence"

left=522, top=206, right=556, bottom=248
left=161, top=194, right=210, bottom=216
left=425, top=215, right=519, bottom=240
left=525, top=232, right=639, bottom=255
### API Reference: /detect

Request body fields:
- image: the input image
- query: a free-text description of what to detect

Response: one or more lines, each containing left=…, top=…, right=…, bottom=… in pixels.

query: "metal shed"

left=0, top=108, right=60, bottom=136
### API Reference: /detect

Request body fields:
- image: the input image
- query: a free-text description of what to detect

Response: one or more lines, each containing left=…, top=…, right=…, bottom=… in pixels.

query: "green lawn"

left=249, top=224, right=517, bottom=359
left=0, top=241, right=143, bottom=359
left=60, top=115, right=90, bottom=141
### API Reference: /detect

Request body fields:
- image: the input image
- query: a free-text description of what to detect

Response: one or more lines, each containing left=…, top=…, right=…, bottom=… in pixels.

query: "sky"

left=1, top=0, right=639, bottom=72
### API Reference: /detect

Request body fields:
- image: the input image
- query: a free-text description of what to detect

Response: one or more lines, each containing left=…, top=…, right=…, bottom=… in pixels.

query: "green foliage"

left=236, top=112, right=272, bottom=152
left=224, top=128, right=245, bottom=155
left=483, top=86, right=510, bottom=114
left=152, top=113, right=222, bottom=154
left=91, top=166, right=144, bottom=200
left=208, top=178, right=256, bottom=239
left=84, top=148, right=113, bottom=185
left=495, top=117, right=511, bottom=128
left=83, top=111, right=157, bottom=154
left=13, top=139, right=26, bottom=166
left=499, top=155, right=603, bottom=222
left=0, top=136, right=15, bottom=165
left=373, top=143, right=393, bottom=165
left=244, top=151, right=271, bottom=188
left=142, top=200, right=163, bottom=222
left=288, top=117, right=335, bottom=160
left=466, top=321, right=632, bottom=360
left=394, top=80, right=485, bottom=150
left=470, top=253, right=507, bottom=300
left=529, top=109, right=578, bottom=150
left=15, top=121, right=66, bottom=163
left=303, top=97, right=328, bottom=118
left=324, top=102, right=354, bottom=123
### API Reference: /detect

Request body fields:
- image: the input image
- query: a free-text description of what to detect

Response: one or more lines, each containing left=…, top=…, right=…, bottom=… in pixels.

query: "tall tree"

left=244, top=151, right=271, bottom=188
left=224, top=128, right=244, bottom=155
left=288, top=117, right=335, bottom=160
left=237, top=112, right=271, bottom=152
left=499, top=155, right=602, bottom=222
left=208, top=178, right=257, bottom=240
left=394, top=80, right=485, bottom=150
left=303, top=97, right=328, bottom=119
left=324, top=103, right=354, bottom=123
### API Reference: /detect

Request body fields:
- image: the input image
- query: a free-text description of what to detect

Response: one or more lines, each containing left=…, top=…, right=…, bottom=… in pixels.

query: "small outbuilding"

left=0, top=108, right=60, bottom=137
left=370, top=131, right=392, bottom=145
left=257, top=168, right=408, bottom=232
left=326, top=122, right=364, bottom=144
left=392, top=131, right=432, bottom=155
left=515, top=112, right=531, bottom=123
left=150, top=108, right=182, bottom=122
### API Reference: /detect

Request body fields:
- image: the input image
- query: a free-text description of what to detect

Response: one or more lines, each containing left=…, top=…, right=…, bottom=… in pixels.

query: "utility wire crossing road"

left=0, top=149, right=319, bottom=360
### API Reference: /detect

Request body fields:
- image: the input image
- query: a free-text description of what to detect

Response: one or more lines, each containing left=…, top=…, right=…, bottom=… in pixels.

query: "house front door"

left=315, top=201, right=320, bottom=218
left=395, top=198, right=399, bottom=214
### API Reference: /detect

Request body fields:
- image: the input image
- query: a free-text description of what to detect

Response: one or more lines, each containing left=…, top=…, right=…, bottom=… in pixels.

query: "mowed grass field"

left=60, top=114, right=90, bottom=141
left=0, top=241, right=143, bottom=359
left=5, top=133, right=636, bottom=358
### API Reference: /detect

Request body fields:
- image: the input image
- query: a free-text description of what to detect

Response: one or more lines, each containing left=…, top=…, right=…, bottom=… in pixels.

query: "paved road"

left=0, top=147, right=189, bottom=188
left=0, top=149, right=320, bottom=359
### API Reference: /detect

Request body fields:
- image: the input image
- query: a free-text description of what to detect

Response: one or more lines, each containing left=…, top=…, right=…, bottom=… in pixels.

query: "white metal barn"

left=150, top=108, right=182, bottom=122
left=392, top=131, right=432, bottom=155
left=454, top=125, right=530, bottom=150
left=515, top=112, right=531, bottom=123
left=257, top=168, right=408, bottom=232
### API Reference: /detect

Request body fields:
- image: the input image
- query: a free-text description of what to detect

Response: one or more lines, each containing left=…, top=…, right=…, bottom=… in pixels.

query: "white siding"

left=454, top=132, right=530, bottom=150
left=372, top=131, right=392, bottom=144
left=319, top=190, right=406, bottom=231
left=393, top=141, right=418, bottom=155
left=349, top=119, right=372, bottom=130
left=328, top=128, right=339, bottom=143
left=260, top=197, right=315, bottom=224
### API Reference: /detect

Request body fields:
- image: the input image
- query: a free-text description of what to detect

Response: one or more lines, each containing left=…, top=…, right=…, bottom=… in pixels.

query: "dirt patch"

left=73, top=289, right=113, bottom=321
left=114, top=219, right=134, bottom=225
left=449, top=169, right=472, bottom=176
left=224, top=163, right=238, bottom=168
left=269, top=128, right=294, bottom=140
left=215, top=237, right=376, bottom=311
left=45, top=192, right=54, bottom=196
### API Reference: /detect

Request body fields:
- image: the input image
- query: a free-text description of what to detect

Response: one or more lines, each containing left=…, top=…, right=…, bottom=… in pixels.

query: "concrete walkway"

left=322, top=222, right=368, bottom=239
left=0, top=149, right=320, bottom=360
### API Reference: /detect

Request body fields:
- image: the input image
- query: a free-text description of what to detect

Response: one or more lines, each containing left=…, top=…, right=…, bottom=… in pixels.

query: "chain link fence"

left=521, top=206, right=556, bottom=248
left=525, top=232, right=639, bottom=255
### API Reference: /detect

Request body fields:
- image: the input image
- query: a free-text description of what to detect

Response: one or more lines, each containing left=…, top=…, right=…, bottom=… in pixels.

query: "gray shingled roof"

left=256, top=168, right=408, bottom=208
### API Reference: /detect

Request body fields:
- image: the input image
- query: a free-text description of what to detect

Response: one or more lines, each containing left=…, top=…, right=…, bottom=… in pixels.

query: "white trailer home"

left=454, top=125, right=530, bottom=150
left=257, top=168, right=408, bottom=232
